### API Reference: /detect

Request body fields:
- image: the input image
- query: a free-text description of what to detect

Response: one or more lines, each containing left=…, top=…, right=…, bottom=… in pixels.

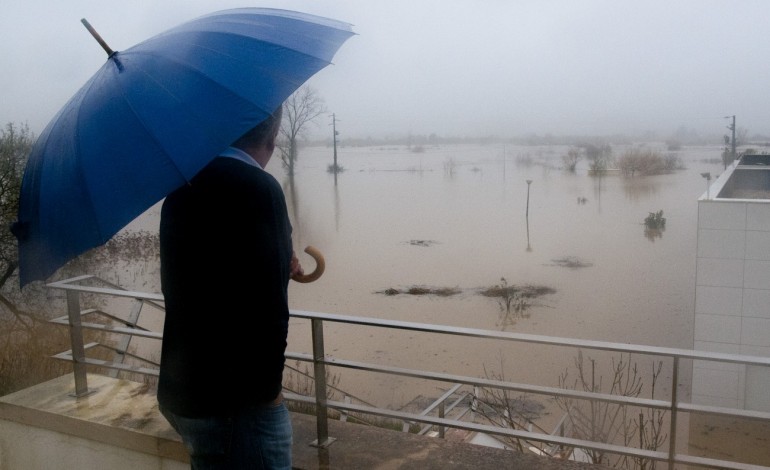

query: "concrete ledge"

left=0, top=374, right=187, bottom=469
left=0, top=375, right=609, bottom=469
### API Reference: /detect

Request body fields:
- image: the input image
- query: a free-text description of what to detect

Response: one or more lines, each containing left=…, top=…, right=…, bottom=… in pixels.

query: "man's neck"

left=236, top=145, right=272, bottom=168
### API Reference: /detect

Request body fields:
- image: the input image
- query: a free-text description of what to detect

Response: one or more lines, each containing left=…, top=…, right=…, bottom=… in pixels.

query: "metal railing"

left=47, top=275, right=770, bottom=470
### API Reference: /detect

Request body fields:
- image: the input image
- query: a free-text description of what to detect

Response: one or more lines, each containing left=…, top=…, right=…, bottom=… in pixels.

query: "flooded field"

left=274, top=143, right=723, bottom=405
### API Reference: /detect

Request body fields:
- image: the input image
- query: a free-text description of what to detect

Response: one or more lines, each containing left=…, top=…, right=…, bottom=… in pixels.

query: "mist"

left=2, top=0, right=770, bottom=142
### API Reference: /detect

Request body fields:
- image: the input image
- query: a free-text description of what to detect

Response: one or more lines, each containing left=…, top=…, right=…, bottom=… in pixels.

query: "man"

left=158, top=105, right=301, bottom=469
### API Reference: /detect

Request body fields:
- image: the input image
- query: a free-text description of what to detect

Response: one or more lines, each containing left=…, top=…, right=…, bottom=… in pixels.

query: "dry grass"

left=0, top=320, right=72, bottom=396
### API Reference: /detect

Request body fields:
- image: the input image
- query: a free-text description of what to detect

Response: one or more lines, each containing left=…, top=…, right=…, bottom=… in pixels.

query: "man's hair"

left=232, top=105, right=283, bottom=149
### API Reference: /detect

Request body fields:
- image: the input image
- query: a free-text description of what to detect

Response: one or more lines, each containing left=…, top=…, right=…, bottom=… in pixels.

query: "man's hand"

left=290, top=251, right=304, bottom=279
left=291, top=246, right=324, bottom=283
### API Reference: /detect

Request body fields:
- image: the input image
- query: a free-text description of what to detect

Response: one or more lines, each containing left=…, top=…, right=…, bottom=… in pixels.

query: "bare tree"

left=555, top=351, right=666, bottom=469
left=0, top=122, right=76, bottom=395
left=279, top=86, right=327, bottom=176
left=0, top=123, right=30, bottom=276
left=0, top=122, right=41, bottom=327
left=581, top=143, right=613, bottom=172
left=476, top=356, right=544, bottom=453
left=562, top=147, right=582, bottom=172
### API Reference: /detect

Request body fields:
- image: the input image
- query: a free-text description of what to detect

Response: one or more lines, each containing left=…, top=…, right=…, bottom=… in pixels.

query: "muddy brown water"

left=279, top=143, right=714, bottom=402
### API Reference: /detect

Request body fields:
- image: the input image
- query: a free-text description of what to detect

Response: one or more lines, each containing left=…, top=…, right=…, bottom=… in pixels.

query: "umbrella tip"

left=81, top=18, right=115, bottom=57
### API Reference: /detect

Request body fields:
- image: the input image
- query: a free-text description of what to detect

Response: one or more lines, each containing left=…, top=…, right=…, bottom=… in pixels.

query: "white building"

left=694, top=154, right=770, bottom=411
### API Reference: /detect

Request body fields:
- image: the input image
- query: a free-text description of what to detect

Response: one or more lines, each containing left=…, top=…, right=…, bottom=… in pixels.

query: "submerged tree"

left=562, top=147, right=582, bottom=172
left=617, top=149, right=683, bottom=176
left=581, top=143, right=613, bottom=172
left=644, top=210, right=666, bottom=230
left=278, top=86, right=327, bottom=176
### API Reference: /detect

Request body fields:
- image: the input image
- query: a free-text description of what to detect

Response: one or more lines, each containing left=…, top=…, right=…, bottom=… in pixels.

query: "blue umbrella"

left=13, top=8, right=354, bottom=287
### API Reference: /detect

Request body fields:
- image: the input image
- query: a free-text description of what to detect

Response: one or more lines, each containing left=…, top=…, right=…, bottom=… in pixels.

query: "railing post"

left=310, top=317, right=335, bottom=447
left=438, top=402, right=445, bottom=438
left=66, top=290, right=90, bottom=397
left=668, top=357, right=679, bottom=470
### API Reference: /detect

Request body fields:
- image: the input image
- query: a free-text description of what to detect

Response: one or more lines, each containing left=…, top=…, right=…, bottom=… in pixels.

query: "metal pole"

left=439, top=402, right=445, bottom=438
left=332, top=113, right=338, bottom=171
left=667, top=357, right=679, bottom=470
left=526, top=180, right=532, bottom=218
left=66, top=290, right=90, bottom=397
left=731, top=115, right=737, bottom=160
left=310, top=318, right=335, bottom=447
left=332, top=114, right=339, bottom=186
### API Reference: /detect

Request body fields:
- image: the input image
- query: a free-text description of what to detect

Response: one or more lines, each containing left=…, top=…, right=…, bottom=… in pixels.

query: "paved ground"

left=291, top=413, right=611, bottom=470
left=0, top=374, right=611, bottom=470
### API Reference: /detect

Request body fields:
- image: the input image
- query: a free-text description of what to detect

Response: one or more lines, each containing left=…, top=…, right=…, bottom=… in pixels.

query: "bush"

left=618, top=149, right=681, bottom=176
left=644, top=210, right=666, bottom=229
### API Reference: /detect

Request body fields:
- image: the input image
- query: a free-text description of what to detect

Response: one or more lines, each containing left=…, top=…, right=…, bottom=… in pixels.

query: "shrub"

left=644, top=210, right=666, bottom=229
left=618, top=149, right=680, bottom=176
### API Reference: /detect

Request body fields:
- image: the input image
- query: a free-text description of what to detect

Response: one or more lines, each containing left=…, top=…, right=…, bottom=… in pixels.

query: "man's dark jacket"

left=158, top=157, right=293, bottom=417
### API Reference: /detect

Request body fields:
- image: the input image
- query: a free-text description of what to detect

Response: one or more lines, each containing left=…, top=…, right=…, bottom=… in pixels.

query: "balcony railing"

left=47, top=275, right=770, bottom=470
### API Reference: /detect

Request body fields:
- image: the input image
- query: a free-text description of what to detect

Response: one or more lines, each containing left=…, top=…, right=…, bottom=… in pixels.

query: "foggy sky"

left=3, top=0, right=770, bottom=141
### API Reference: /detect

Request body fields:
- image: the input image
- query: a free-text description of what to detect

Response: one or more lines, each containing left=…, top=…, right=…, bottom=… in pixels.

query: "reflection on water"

left=525, top=215, right=532, bottom=252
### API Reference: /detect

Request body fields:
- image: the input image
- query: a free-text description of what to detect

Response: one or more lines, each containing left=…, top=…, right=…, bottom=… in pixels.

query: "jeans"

left=160, top=401, right=292, bottom=470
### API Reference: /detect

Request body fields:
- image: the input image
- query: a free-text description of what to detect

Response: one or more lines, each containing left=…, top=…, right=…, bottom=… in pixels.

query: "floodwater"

left=269, top=142, right=725, bottom=410
left=122, top=142, right=725, bottom=403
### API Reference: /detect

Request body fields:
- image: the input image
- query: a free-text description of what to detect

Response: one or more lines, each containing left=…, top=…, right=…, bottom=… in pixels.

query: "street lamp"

left=526, top=180, right=532, bottom=218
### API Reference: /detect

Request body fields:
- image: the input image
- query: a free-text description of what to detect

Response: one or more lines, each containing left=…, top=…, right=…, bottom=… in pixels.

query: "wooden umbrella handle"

left=291, top=246, right=325, bottom=283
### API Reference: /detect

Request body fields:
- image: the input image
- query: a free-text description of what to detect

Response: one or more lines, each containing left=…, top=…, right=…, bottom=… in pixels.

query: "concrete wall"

left=0, top=375, right=189, bottom=470
left=694, top=197, right=770, bottom=410
left=0, top=419, right=187, bottom=470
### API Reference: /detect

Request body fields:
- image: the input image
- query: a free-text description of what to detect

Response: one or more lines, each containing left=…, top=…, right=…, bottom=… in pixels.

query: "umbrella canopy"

left=13, top=8, right=354, bottom=287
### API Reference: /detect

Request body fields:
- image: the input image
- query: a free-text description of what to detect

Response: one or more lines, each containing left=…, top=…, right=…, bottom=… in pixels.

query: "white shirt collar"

left=219, top=146, right=262, bottom=169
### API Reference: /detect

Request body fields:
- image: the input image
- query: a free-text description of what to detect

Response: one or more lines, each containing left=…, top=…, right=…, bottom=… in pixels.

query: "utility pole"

left=330, top=113, right=340, bottom=185
left=726, top=115, right=736, bottom=159
left=331, top=113, right=339, bottom=172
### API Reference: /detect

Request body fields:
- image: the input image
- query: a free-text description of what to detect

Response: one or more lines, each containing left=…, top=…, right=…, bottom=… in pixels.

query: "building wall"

left=694, top=199, right=770, bottom=410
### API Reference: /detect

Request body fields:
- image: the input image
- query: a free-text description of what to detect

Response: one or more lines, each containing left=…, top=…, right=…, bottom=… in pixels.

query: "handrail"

left=291, top=310, right=770, bottom=368
left=46, top=275, right=770, bottom=470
